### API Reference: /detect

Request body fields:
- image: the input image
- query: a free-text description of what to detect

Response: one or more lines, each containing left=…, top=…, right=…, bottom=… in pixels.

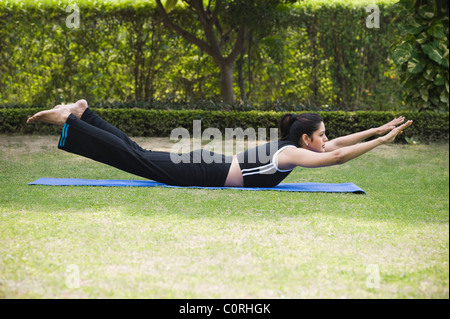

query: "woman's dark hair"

left=280, top=113, right=323, bottom=145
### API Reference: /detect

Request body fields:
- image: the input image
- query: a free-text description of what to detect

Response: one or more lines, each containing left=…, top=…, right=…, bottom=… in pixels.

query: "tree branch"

left=155, top=0, right=215, bottom=57
left=186, top=0, right=221, bottom=54
left=226, top=24, right=248, bottom=63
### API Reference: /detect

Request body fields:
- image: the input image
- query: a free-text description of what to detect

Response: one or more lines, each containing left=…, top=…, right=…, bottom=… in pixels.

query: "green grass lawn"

left=0, top=135, right=448, bottom=299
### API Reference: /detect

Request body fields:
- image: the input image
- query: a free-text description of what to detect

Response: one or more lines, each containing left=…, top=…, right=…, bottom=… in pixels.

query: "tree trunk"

left=237, top=54, right=246, bottom=102
left=219, top=60, right=235, bottom=104
left=155, top=0, right=247, bottom=104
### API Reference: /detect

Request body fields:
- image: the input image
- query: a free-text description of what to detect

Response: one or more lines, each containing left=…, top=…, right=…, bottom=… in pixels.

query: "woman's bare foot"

left=53, top=99, right=88, bottom=119
left=26, top=107, right=71, bottom=126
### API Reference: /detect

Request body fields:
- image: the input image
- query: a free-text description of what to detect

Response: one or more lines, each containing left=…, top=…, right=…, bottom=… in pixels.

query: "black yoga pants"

left=57, top=109, right=232, bottom=187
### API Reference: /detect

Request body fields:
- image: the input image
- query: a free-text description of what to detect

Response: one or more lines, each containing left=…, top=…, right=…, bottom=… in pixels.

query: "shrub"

left=1, top=108, right=448, bottom=143
left=391, top=0, right=449, bottom=112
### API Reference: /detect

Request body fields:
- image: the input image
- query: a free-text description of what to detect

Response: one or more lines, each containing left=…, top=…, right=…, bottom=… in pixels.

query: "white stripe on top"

left=241, top=145, right=297, bottom=177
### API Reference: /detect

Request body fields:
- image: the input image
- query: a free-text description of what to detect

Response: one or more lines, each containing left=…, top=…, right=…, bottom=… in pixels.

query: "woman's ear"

left=301, top=134, right=311, bottom=147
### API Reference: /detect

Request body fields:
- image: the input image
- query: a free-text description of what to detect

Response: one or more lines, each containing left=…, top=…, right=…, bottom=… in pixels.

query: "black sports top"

left=237, top=139, right=298, bottom=188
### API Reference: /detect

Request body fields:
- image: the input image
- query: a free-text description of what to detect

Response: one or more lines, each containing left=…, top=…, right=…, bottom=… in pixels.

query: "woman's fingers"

left=394, top=120, right=413, bottom=136
left=382, top=120, right=413, bottom=143
left=378, top=117, right=406, bottom=135
left=391, top=116, right=405, bottom=126
left=397, top=120, right=413, bottom=131
left=390, top=116, right=401, bottom=123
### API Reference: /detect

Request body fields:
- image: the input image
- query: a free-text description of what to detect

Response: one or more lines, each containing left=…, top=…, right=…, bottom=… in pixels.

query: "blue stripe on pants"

left=59, top=123, right=69, bottom=147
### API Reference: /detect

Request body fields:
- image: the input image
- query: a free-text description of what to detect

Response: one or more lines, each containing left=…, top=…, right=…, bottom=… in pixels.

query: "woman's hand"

left=375, top=117, right=406, bottom=135
left=379, top=120, right=413, bottom=144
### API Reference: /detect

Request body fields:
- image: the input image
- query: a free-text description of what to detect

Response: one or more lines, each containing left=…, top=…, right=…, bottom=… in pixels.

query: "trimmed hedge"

left=0, top=108, right=448, bottom=143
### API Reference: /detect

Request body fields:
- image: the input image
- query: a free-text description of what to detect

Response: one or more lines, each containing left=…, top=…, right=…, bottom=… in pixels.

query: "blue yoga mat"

left=29, top=178, right=365, bottom=194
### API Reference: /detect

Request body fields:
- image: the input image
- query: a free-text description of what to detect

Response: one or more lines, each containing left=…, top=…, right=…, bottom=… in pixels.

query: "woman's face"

left=306, top=122, right=328, bottom=152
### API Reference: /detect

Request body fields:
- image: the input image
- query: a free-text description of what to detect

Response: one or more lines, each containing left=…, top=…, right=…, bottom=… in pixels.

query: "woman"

left=27, top=100, right=412, bottom=188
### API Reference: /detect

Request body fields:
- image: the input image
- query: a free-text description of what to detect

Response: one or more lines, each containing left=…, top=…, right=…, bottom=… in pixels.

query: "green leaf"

left=430, top=95, right=440, bottom=106
left=418, top=5, right=435, bottom=19
left=164, top=0, right=178, bottom=12
left=423, top=67, right=437, bottom=81
left=420, top=87, right=429, bottom=101
left=416, top=32, right=428, bottom=44
left=439, top=41, right=449, bottom=67
left=407, top=57, right=425, bottom=74
left=404, top=16, right=425, bottom=34
left=422, top=42, right=444, bottom=65
left=397, top=0, right=416, bottom=10
left=404, top=136, right=418, bottom=145
left=440, top=88, right=449, bottom=103
left=434, top=73, right=445, bottom=86
left=392, top=42, right=413, bottom=65
left=398, top=0, right=416, bottom=10
left=427, top=22, right=445, bottom=39
left=404, top=24, right=425, bottom=35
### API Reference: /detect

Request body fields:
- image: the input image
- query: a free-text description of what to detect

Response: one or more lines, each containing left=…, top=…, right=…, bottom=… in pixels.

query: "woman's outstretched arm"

left=324, top=117, right=406, bottom=152
left=278, top=120, right=413, bottom=170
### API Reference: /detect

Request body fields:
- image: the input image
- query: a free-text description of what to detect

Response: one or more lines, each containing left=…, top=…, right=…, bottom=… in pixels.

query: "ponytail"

left=279, top=113, right=295, bottom=140
left=279, top=113, right=323, bottom=146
